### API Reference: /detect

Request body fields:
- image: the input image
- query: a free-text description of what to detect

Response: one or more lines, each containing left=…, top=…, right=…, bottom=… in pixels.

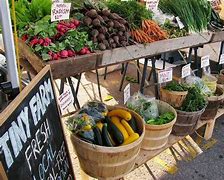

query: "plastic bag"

left=185, top=75, right=212, bottom=96
left=79, top=101, right=108, bottom=122
left=201, top=67, right=217, bottom=94
left=126, top=92, right=159, bottom=121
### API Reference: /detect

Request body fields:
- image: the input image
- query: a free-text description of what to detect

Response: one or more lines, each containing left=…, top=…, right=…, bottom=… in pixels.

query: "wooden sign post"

left=0, top=66, right=74, bottom=180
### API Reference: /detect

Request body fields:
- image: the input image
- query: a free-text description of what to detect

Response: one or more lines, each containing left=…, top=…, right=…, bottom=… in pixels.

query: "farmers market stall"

left=1, top=0, right=224, bottom=180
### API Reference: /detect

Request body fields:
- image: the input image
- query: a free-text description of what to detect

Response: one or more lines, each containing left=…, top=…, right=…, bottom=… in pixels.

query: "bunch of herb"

left=162, top=20, right=188, bottom=38
left=146, top=112, right=175, bottom=125
left=159, top=0, right=212, bottom=33
left=11, top=0, right=51, bottom=30
left=180, top=86, right=207, bottom=112
left=106, top=0, right=153, bottom=29
left=164, top=81, right=188, bottom=92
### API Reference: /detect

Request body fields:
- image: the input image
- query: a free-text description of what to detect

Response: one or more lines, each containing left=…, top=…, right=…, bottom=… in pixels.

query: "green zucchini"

left=93, top=126, right=103, bottom=146
left=106, top=117, right=124, bottom=144
left=128, top=117, right=138, bottom=133
left=102, top=123, right=114, bottom=147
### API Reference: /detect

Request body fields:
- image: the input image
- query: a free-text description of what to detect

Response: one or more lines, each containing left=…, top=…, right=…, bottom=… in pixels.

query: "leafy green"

left=11, top=0, right=51, bottom=30
left=159, top=0, right=212, bottom=32
left=164, top=81, right=188, bottom=91
left=180, top=86, right=207, bottom=112
left=146, top=112, right=175, bottom=125
left=107, top=0, right=153, bottom=29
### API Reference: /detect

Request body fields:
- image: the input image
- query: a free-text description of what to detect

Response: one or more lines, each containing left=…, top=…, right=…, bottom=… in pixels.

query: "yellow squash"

left=96, top=122, right=103, bottom=131
left=111, top=116, right=129, bottom=140
left=121, top=119, right=135, bottom=135
left=107, top=109, right=132, bottom=121
left=122, top=133, right=139, bottom=146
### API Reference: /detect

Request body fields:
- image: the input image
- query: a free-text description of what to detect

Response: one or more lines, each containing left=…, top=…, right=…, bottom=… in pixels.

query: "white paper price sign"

left=58, top=89, right=74, bottom=112
left=124, top=83, right=131, bottom=104
left=176, top=17, right=185, bottom=29
left=182, top=63, right=191, bottom=78
left=51, top=3, right=71, bottom=22
left=201, top=55, right=210, bottom=68
left=158, top=68, right=173, bottom=84
left=146, top=0, right=160, bottom=11
left=219, top=54, right=224, bottom=64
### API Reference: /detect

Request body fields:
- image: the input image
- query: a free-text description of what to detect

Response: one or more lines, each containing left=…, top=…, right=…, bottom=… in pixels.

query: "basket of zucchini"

left=67, top=101, right=145, bottom=179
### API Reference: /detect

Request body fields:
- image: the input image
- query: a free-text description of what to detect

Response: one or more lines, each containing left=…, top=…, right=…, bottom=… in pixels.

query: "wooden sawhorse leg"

left=204, top=120, right=216, bottom=140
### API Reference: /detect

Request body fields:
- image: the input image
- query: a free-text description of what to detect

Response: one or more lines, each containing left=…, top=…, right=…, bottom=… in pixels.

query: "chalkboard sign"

left=0, top=66, right=74, bottom=180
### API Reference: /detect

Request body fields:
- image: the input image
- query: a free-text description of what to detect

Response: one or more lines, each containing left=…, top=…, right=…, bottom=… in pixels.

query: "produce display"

left=11, top=0, right=221, bottom=62
left=164, top=81, right=188, bottom=92
left=159, top=0, right=212, bottom=32
left=162, top=80, right=207, bottom=112
left=107, top=0, right=167, bottom=43
left=67, top=102, right=140, bottom=147
left=79, top=4, right=132, bottom=50
left=126, top=93, right=175, bottom=125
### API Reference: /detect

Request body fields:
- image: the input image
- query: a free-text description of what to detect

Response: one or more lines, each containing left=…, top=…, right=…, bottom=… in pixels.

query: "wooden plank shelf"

left=134, top=108, right=224, bottom=169
left=18, top=31, right=224, bottom=79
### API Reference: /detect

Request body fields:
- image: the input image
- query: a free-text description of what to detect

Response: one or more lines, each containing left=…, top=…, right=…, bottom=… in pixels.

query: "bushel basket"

left=70, top=106, right=145, bottom=179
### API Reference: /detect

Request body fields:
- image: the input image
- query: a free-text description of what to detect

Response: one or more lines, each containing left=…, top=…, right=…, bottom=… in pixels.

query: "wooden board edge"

left=0, top=65, right=51, bottom=125
left=0, top=162, right=8, bottom=180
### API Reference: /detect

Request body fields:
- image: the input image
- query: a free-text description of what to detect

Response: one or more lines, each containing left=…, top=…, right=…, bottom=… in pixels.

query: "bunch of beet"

left=82, top=8, right=131, bottom=50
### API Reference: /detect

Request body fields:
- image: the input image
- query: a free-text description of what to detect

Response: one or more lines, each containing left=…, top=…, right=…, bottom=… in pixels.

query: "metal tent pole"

left=0, top=0, right=20, bottom=97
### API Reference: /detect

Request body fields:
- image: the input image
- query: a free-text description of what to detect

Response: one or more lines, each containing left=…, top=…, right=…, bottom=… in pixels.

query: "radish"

left=68, top=50, right=75, bottom=57
left=85, top=50, right=91, bottom=54
left=43, top=42, right=50, bottom=46
left=72, top=19, right=80, bottom=27
left=38, top=39, right=44, bottom=45
left=52, top=53, right=59, bottom=60
left=60, top=50, right=69, bottom=58
left=30, top=38, right=39, bottom=47
left=48, top=51, right=53, bottom=56
left=44, top=38, right=52, bottom=44
left=79, top=48, right=87, bottom=55
left=21, top=34, right=28, bottom=42
left=69, top=23, right=76, bottom=29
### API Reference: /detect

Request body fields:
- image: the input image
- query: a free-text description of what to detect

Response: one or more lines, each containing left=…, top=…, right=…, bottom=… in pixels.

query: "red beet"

left=60, top=50, right=69, bottom=58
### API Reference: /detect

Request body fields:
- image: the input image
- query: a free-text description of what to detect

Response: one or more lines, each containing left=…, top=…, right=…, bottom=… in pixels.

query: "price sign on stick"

left=201, top=55, right=210, bottom=68
left=176, top=17, right=185, bottom=29
left=51, top=3, right=71, bottom=22
left=146, top=0, right=160, bottom=11
left=158, top=68, right=173, bottom=84
left=219, top=54, right=224, bottom=64
left=182, top=63, right=191, bottom=78
left=124, top=83, right=130, bottom=104
left=58, top=89, right=74, bottom=112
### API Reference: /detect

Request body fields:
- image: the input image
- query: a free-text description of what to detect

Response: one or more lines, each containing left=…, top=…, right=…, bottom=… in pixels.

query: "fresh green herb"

left=11, top=0, right=51, bottom=30
left=107, top=0, right=153, bottom=29
left=146, top=112, right=175, bottom=125
left=159, top=0, right=212, bottom=32
left=164, top=81, right=188, bottom=91
left=162, top=19, right=188, bottom=38
left=180, top=86, right=207, bottom=112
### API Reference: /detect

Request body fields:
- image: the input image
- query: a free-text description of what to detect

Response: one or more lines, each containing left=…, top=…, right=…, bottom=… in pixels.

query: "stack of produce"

left=107, top=0, right=167, bottom=43
left=80, top=6, right=131, bottom=50
left=159, top=0, right=212, bottom=32
left=67, top=102, right=140, bottom=147
left=20, top=16, right=94, bottom=61
left=126, top=93, right=175, bottom=125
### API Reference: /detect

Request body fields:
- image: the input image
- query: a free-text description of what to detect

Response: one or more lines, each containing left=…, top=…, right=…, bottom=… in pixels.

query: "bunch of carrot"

left=130, top=20, right=168, bottom=43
